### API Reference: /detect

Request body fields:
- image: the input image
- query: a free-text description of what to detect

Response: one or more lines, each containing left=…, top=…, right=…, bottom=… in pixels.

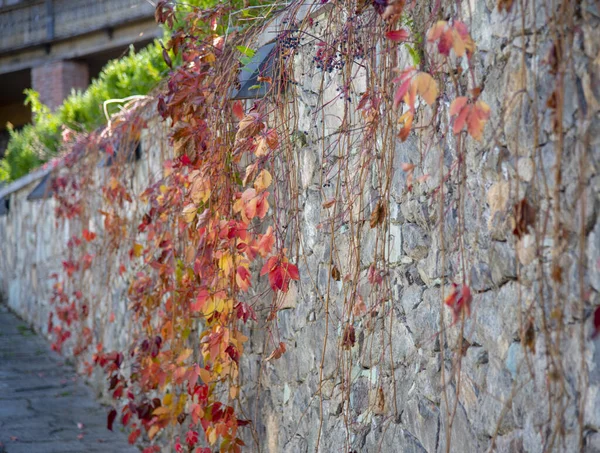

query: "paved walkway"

left=0, top=304, right=137, bottom=453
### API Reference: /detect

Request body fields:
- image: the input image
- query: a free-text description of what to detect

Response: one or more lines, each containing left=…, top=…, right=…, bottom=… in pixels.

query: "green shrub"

left=0, top=41, right=169, bottom=182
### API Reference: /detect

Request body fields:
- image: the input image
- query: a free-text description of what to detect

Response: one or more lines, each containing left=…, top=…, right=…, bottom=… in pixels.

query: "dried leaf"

left=342, top=325, right=356, bottom=349
left=524, top=320, right=536, bottom=353
left=513, top=199, right=536, bottom=239
left=322, top=198, right=336, bottom=208
left=375, top=387, right=385, bottom=414
left=352, top=295, right=367, bottom=317
left=265, top=342, right=286, bottom=361
left=497, top=0, right=514, bottom=12
left=370, top=201, right=387, bottom=228
left=331, top=265, right=341, bottom=281
left=236, top=114, right=265, bottom=142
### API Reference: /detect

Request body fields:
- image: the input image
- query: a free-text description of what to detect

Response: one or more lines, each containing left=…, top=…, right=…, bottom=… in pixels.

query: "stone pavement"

left=0, top=304, right=137, bottom=453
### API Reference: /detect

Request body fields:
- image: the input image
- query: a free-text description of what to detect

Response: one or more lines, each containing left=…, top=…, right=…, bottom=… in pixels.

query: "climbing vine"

left=40, top=0, right=596, bottom=451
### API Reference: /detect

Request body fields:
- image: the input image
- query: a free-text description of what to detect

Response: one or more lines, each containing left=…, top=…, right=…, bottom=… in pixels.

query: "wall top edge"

left=0, top=165, right=53, bottom=200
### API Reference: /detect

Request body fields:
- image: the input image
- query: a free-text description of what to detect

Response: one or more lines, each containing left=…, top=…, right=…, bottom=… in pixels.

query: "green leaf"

left=407, top=45, right=421, bottom=66
left=236, top=46, right=256, bottom=58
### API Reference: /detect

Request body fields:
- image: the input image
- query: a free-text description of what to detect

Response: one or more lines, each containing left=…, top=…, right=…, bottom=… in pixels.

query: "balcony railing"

left=0, top=0, right=155, bottom=54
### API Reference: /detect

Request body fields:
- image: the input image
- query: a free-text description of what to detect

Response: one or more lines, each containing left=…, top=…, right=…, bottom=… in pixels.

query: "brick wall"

left=31, top=60, right=89, bottom=110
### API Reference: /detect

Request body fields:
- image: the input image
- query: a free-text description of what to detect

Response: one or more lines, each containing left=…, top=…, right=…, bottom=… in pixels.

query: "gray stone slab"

left=0, top=305, right=137, bottom=453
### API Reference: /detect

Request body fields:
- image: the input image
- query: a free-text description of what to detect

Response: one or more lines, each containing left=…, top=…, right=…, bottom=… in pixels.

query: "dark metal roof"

left=27, top=173, right=53, bottom=201
left=230, top=41, right=279, bottom=100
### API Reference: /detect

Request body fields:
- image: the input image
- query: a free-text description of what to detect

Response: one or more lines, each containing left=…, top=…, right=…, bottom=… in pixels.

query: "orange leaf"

left=450, top=98, right=490, bottom=141
left=397, top=111, right=413, bottom=141
left=322, top=198, right=336, bottom=208
left=82, top=229, right=97, bottom=242
left=265, top=342, right=286, bottom=361
left=232, top=100, right=244, bottom=120
left=198, top=367, right=211, bottom=384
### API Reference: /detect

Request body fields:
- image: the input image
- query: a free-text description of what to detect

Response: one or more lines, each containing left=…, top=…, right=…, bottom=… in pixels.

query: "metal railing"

left=0, top=0, right=155, bottom=54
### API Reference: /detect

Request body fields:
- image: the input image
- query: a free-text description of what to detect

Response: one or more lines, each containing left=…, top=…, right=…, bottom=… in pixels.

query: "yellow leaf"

left=190, top=176, right=210, bottom=204
left=202, top=52, right=216, bottom=63
left=148, top=424, right=160, bottom=440
left=254, top=137, right=269, bottom=157
left=132, top=243, right=143, bottom=258
left=182, top=203, right=197, bottom=223
left=176, top=348, right=193, bottom=364
left=414, top=73, right=438, bottom=105
left=152, top=406, right=170, bottom=416
left=254, top=169, right=272, bottom=192
left=198, top=367, right=211, bottom=384
left=218, top=251, right=233, bottom=275
left=207, top=427, right=217, bottom=445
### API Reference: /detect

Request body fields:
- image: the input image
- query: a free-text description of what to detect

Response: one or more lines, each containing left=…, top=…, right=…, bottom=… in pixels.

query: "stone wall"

left=1, top=1, right=600, bottom=452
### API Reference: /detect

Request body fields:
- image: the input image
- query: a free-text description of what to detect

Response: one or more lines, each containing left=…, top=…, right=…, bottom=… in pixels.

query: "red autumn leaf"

left=592, top=306, right=600, bottom=339
left=427, top=20, right=475, bottom=58
left=82, top=229, right=97, bottom=242
left=179, top=154, right=192, bottom=166
left=449, top=97, right=491, bottom=141
left=367, top=264, right=383, bottom=285
left=107, top=408, right=117, bottom=431
left=232, top=100, right=244, bottom=120
left=445, top=283, right=473, bottom=321
left=236, top=266, right=252, bottom=291
left=257, top=226, right=275, bottom=257
left=128, top=429, right=141, bottom=444
left=190, top=288, right=210, bottom=312
left=393, top=68, right=438, bottom=110
left=186, top=430, right=199, bottom=446
left=385, top=29, right=409, bottom=42
left=260, top=256, right=299, bottom=293
left=175, top=440, right=184, bottom=453
left=62, top=260, right=79, bottom=277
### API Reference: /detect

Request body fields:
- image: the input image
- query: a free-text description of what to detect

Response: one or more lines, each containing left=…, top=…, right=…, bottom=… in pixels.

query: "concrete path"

left=0, top=304, right=137, bottom=453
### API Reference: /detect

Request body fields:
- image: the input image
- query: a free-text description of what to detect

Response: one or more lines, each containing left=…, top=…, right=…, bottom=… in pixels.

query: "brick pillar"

left=31, top=61, right=89, bottom=111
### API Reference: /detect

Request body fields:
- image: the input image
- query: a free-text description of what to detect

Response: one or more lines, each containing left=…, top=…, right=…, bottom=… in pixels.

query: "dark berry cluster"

left=314, top=44, right=345, bottom=72
left=278, top=29, right=302, bottom=50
